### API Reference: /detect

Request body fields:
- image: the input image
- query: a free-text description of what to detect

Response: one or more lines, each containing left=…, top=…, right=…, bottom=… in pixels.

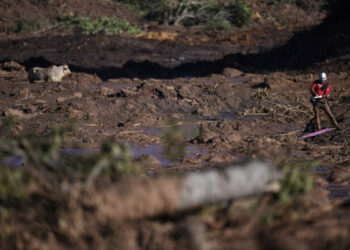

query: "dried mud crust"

left=0, top=1, right=350, bottom=249
left=0, top=62, right=349, bottom=169
left=0, top=0, right=142, bottom=33
left=1, top=51, right=350, bottom=250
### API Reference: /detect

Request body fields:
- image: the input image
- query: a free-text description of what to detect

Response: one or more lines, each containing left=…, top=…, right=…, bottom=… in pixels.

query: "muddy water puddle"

left=327, top=184, right=350, bottom=199
left=225, top=77, right=247, bottom=83
left=176, top=76, right=247, bottom=84
left=63, top=143, right=208, bottom=166
left=312, top=166, right=350, bottom=200
left=291, top=152, right=313, bottom=160
left=3, top=143, right=209, bottom=167
left=217, top=111, right=264, bottom=122
left=61, top=147, right=99, bottom=155
left=131, top=144, right=208, bottom=166
left=313, top=165, right=331, bottom=175
left=143, top=124, right=199, bottom=137
left=2, top=155, right=25, bottom=168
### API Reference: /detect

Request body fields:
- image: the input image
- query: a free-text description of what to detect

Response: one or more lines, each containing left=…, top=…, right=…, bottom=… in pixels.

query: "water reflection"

left=3, top=143, right=208, bottom=167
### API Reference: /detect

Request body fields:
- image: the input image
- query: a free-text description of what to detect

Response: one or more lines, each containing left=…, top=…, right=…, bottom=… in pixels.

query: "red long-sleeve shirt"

left=311, top=80, right=331, bottom=98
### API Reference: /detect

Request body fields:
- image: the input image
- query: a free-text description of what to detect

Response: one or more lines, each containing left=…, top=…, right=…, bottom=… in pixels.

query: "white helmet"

left=319, top=72, right=327, bottom=82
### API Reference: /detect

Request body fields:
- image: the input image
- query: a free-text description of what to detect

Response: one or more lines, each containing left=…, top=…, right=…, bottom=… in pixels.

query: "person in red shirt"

left=310, top=72, right=340, bottom=130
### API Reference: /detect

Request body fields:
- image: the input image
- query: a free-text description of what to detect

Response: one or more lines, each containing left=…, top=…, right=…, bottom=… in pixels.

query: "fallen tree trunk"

left=89, top=161, right=282, bottom=221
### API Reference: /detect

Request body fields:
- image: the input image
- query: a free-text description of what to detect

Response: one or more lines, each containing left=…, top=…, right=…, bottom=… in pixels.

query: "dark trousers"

left=312, top=99, right=339, bottom=130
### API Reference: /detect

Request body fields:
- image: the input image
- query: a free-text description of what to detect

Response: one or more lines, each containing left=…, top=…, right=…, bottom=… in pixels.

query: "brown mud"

left=0, top=0, right=350, bottom=249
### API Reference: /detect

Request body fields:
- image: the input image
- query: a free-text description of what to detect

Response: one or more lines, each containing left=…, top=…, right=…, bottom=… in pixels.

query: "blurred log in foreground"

left=91, top=161, right=283, bottom=221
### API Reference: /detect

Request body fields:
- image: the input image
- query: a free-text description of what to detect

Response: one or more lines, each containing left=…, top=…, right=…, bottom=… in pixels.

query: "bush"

left=116, top=0, right=251, bottom=29
left=80, top=17, right=142, bottom=35
left=116, top=0, right=171, bottom=24
left=226, top=1, right=251, bottom=28
left=0, top=167, right=32, bottom=201
left=277, top=161, right=317, bottom=203
left=206, top=18, right=232, bottom=31
left=13, top=19, right=50, bottom=33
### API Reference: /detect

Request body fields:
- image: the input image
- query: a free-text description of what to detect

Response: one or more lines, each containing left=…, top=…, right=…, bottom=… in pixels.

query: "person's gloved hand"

left=314, top=95, right=322, bottom=99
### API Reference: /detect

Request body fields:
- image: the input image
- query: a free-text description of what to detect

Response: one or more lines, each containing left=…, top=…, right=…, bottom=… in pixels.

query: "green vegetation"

left=83, top=140, right=139, bottom=189
left=0, top=121, right=140, bottom=196
left=162, top=117, right=185, bottom=162
left=181, top=1, right=250, bottom=30
left=277, top=161, right=317, bottom=203
left=116, top=0, right=251, bottom=30
left=0, top=167, right=32, bottom=201
left=225, top=1, right=252, bottom=28
left=258, top=160, right=317, bottom=226
left=13, top=19, right=50, bottom=33
left=255, top=87, right=269, bottom=100
left=58, top=15, right=142, bottom=35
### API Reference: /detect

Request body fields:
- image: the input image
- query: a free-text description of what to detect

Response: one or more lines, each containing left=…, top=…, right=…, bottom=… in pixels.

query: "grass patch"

left=255, top=87, right=269, bottom=100
left=58, top=15, right=142, bottom=35
left=0, top=167, right=32, bottom=201
left=162, top=117, right=185, bottom=162
left=13, top=19, right=50, bottom=33
left=277, top=161, right=317, bottom=203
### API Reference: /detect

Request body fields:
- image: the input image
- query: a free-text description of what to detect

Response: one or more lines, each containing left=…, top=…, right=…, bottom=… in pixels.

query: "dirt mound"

left=1, top=1, right=350, bottom=249
left=0, top=0, right=141, bottom=33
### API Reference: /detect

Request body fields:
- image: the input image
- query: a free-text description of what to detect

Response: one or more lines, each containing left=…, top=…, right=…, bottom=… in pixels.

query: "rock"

left=74, top=92, right=83, bottom=98
left=245, top=74, right=264, bottom=84
left=17, top=88, right=30, bottom=98
left=100, top=87, right=115, bottom=96
left=177, top=85, right=194, bottom=99
left=197, top=125, right=217, bottom=143
left=5, top=109, right=36, bottom=119
left=328, top=169, right=350, bottom=184
left=223, top=68, right=243, bottom=78
left=137, top=154, right=161, bottom=166
left=210, top=74, right=226, bottom=80
left=56, top=97, right=67, bottom=103
left=194, top=107, right=211, bottom=117
left=206, top=154, right=225, bottom=163
left=226, top=132, right=242, bottom=143
left=70, top=72, right=102, bottom=85
left=1, top=61, right=25, bottom=71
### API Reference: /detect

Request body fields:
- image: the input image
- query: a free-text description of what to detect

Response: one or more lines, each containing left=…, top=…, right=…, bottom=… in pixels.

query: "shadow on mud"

left=20, top=56, right=238, bottom=80
left=19, top=26, right=349, bottom=81
left=4, top=5, right=350, bottom=80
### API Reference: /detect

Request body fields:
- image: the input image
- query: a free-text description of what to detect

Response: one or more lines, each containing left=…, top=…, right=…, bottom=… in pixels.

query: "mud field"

left=0, top=0, right=350, bottom=249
